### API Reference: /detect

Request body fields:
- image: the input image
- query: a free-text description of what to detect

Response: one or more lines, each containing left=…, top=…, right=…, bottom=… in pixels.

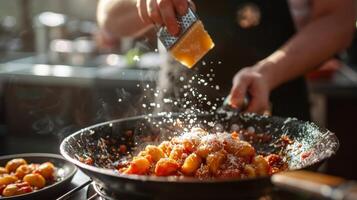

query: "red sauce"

left=301, top=151, right=312, bottom=160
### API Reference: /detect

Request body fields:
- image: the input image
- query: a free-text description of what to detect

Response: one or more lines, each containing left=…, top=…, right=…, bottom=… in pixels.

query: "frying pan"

left=0, top=153, right=77, bottom=200
left=60, top=112, right=355, bottom=199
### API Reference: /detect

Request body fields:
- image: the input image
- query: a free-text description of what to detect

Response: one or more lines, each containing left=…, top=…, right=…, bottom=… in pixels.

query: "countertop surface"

left=1, top=56, right=357, bottom=97
left=0, top=56, right=158, bottom=88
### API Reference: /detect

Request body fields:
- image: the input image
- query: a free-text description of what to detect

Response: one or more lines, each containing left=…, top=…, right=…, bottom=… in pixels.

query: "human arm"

left=97, top=0, right=154, bottom=39
left=230, top=0, right=356, bottom=113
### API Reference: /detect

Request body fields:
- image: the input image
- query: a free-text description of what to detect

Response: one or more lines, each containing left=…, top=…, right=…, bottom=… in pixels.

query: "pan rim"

left=60, top=113, right=338, bottom=184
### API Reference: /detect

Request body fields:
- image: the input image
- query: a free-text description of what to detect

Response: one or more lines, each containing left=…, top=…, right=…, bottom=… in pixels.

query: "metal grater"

left=158, top=8, right=198, bottom=50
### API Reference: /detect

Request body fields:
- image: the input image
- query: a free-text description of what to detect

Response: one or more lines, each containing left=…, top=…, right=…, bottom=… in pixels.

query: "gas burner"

left=92, top=183, right=116, bottom=200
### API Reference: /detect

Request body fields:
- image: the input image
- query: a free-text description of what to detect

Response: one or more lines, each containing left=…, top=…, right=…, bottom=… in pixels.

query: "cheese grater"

left=158, top=8, right=214, bottom=68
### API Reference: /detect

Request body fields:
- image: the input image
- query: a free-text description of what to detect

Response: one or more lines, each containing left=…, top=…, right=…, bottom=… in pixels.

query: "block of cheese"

left=170, top=20, right=215, bottom=68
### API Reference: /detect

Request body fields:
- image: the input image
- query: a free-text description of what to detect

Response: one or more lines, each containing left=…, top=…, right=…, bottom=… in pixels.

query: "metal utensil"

left=157, top=8, right=198, bottom=50
left=157, top=8, right=214, bottom=68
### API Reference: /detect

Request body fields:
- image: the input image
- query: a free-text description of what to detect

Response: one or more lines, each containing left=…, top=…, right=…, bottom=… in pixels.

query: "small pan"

left=0, top=153, right=77, bottom=200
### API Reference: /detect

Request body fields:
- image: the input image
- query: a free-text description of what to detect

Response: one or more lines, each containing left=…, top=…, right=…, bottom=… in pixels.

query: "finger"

left=245, top=80, right=269, bottom=114
left=137, top=0, right=151, bottom=24
left=158, top=0, right=180, bottom=35
left=263, top=108, right=272, bottom=116
left=229, top=77, right=249, bottom=109
left=248, top=74, right=270, bottom=114
left=147, top=0, right=163, bottom=25
left=172, top=0, right=188, bottom=16
left=188, top=0, right=196, bottom=12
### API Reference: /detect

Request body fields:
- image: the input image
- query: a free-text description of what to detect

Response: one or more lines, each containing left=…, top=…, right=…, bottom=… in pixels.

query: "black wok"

left=60, top=112, right=343, bottom=199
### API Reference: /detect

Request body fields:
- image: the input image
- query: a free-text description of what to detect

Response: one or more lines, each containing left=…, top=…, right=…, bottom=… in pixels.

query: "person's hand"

left=229, top=67, right=271, bottom=115
left=94, top=30, right=119, bottom=51
left=137, top=0, right=190, bottom=35
left=97, top=0, right=154, bottom=38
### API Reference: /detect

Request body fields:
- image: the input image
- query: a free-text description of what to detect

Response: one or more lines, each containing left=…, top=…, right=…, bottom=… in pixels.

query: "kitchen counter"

left=0, top=56, right=158, bottom=88
left=0, top=55, right=159, bottom=154
left=2, top=56, right=357, bottom=95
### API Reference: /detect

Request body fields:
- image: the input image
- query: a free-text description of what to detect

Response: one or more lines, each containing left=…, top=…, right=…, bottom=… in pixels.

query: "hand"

left=97, top=0, right=153, bottom=38
left=94, top=30, right=119, bottom=51
left=137, top=0, right=190, bottom=35
left=229, top=67, right=271, bottom=115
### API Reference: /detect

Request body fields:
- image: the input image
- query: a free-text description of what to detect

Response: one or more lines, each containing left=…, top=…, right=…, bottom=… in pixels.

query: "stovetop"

left=62, top=170, right=147, bottom=200
left=65, top=170, right=92, bottom=200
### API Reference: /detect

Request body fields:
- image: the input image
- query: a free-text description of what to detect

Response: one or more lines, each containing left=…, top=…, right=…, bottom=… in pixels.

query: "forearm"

left=97, top=0, right=153, bottom=38
left=255, top=2, right=355, bottom=90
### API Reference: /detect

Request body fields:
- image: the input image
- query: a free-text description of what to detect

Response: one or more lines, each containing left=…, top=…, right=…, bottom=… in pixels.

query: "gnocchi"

left=5, top=158, right=27, bottom=173
left=38, top=162, right=56, bottom=179
left=181, top=153, right=202, bottom=175
left=0, top=158, right=57, bottom=198
left=169, top=145, right=185, bottom=161
left=145, top=145, right=165, bottom=162
left=155, top=158, right=180, bottom=176
left=206, top=151, right=226, bottom=174
left=252, top=156, right=269, bottom=177
left=2, top=182, right=32, bottom=197
left=243, top=165, right=256, bottom=178
left=116, top=128, right=287, bottom=179
left=0, top=167, right=8, bottom=175
left=124, top=157, right=151, bottom=175
left=158, top=141, right=172, bottom=156
left=0, top=175, right=18, bottom=186
left=23, top=174, right=46, bottom=189
left=15, top=164, right=32, bottom=179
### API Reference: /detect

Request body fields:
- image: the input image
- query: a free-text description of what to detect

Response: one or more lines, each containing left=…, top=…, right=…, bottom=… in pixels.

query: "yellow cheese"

left=170, top=20, right=215, bottom=68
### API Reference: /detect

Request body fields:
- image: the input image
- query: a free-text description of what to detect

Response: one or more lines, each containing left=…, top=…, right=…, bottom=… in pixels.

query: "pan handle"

left=271, top=170, right=357, bottom=200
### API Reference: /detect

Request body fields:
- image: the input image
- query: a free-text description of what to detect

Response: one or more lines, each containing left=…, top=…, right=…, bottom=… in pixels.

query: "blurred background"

left=0, top=0, right=357, bottom=181
left=0, top=0, right=160, bottom=154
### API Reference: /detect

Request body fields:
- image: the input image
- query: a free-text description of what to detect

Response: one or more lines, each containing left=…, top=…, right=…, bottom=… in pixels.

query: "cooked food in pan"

left=115, top=128, right=288, bottom=179
left=0, top=159, right=57, bottom=197
left=62, top=113, right=338, bottom=199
